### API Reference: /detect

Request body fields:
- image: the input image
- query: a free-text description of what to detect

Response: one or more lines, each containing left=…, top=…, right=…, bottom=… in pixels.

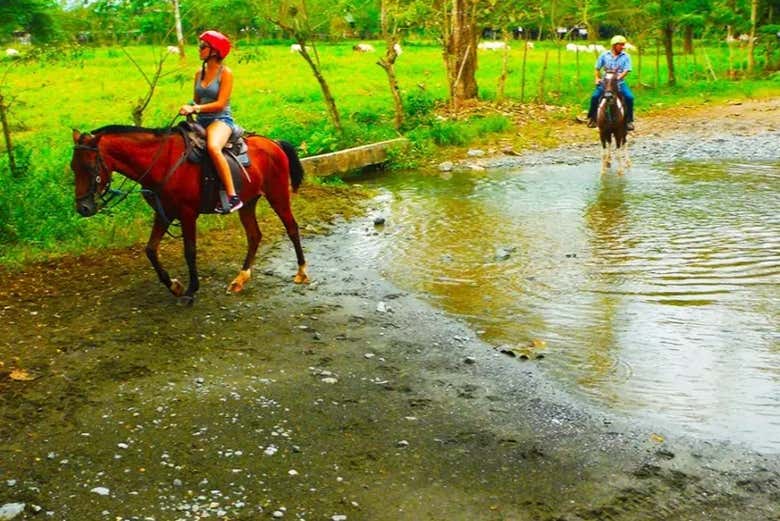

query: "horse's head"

left=71, top=129, right=113, bottom=217
left=603, top=70, right=617, bottom=96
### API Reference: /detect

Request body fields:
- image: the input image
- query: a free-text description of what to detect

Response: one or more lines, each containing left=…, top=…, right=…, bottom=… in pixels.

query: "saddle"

left=176, top=121, right=252, bottom=213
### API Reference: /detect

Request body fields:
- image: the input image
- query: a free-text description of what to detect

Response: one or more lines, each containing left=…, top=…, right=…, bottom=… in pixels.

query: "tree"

left=172, top=0, right=185, bottom=58
left=0, top=0, right=59, bottom=42
left=376, top=0, right=406, bottom=129
left=263, top=0, right=343, bottom=133
left=443, top=0, right=480, bottom=109
left=747, top=0, right=757, bottom=74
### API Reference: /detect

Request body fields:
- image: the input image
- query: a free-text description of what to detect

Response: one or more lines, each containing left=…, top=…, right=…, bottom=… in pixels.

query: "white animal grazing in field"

left=166, top=45, right=180, bottom=54
left=477, top=41, right=509, bottom=51
left=525, top=41, right=534, bottom=49
left=566, top=43, right=578, bottom=52
left=353, top=43, right=376, bottom=53
left=5, top=48, right=20, bottom=58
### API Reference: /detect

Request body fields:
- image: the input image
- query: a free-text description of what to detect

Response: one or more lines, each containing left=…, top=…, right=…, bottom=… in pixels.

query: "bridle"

left=72, top=126, right=177, bottom=213
left=602, top=71, right=618, bottom=102
left=72, top=143, right=125, bottom=209
left=72, top=123, right=188, bottom=236
left=600, top=70, right=624, bottom=124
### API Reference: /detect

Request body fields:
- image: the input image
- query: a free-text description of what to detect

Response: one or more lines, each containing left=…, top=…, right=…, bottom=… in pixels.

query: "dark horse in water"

left=70, top=125, right=308, bottom=305
left=597, top=70, right=631, bottom=175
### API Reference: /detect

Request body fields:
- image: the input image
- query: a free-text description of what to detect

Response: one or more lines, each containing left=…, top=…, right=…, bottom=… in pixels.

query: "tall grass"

left=0, top=39, right=777, bottom=264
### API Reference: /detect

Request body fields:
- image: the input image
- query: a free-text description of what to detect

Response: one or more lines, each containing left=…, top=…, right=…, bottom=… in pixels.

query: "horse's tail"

left=278, top=140, right=304, bottom=193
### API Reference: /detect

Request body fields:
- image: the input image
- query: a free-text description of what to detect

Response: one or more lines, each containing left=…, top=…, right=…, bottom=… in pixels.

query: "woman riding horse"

left=587, top=35, right=635, bottom=131
left=179, top=30, right=243, bottom=214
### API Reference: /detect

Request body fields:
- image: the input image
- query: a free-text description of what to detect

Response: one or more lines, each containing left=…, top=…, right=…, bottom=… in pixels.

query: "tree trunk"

left=636, top=45, right=642, bottom=87
left=172, top=0, right=185, bottom=59
left=496, top=33, right=510, bottom=103
left=747, top=0, right=757, bottom=75
left=296, top=41, right=342, bottom=132
left=520, top=32, right=529, bottom=103
left=662, top=24, right=676, bottom=86
left=683, top=26, right=693, bottom=55
left=538, top=50, right=550, bottom=103
left=0, top=94, right=17, bottom=176
left=444, top=0, right=478, bottom=110
left=377, top=0, right=404, bottom=130
left=377, top=42, right=403, bottom=130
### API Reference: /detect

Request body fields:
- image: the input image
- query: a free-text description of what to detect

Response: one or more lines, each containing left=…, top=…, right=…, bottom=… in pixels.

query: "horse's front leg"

left=600, top=138, right=610, bottom=175
left=623, top=137, right=631, bottom=171
left=145, top=215, right=184, bottom=298
left=228, top=200, right=260, bottom=293
left=616, top=134, right=629, bottom=175
left=178, top=211, right=199, bottom=306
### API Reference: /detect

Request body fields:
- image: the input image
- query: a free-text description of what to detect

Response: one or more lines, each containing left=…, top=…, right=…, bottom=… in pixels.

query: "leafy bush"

left=403, top=89, right=437, bottom=119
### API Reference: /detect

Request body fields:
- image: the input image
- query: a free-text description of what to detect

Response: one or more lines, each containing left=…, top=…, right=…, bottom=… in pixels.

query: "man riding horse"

left=587, top=35, right=635, bottom=131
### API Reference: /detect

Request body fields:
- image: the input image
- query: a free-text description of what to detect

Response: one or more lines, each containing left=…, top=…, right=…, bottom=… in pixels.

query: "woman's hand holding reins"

left=179, top=104, right=200, bottom=116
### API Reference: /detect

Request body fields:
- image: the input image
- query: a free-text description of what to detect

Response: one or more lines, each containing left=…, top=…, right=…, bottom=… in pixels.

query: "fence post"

left=0, top=93, right=17, bottom=176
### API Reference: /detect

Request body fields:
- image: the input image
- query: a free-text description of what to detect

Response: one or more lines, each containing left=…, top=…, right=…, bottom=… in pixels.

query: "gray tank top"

left=195, top=67, right=232, bottom=120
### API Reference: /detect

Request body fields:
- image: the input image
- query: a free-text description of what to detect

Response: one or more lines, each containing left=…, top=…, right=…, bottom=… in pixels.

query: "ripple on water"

left=352, top=161, right=780, bottom=452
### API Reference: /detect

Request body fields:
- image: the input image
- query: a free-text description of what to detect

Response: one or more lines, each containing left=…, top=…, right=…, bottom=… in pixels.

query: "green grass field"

left=0, top=39, right=777, bottom=264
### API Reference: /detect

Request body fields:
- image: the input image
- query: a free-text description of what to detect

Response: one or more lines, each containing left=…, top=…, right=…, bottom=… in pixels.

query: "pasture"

left=0, top=39, right=777, bottom=263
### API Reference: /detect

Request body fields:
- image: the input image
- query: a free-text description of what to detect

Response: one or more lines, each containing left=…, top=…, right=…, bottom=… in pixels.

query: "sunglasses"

left=199, top=43, right=210, bottom=50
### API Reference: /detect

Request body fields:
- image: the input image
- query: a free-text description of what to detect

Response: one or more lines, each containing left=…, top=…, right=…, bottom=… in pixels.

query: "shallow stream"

left=352, top=160, right=780, bottom=452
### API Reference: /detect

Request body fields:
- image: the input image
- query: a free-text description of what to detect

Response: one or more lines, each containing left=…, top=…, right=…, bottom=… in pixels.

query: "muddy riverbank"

left=1, top=99, right=779, bottom=520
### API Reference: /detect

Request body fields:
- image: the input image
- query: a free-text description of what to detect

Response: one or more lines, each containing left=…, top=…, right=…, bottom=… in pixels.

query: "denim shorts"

left=197, top=115, right=238, bottom=133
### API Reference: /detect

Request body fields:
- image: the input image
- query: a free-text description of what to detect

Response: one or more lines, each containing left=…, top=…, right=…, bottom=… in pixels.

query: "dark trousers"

left=588, top=83, right=634, bottom=122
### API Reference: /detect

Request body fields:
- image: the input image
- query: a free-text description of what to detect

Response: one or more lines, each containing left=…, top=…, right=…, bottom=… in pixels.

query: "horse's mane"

left=90, top=125, right=173, bottom=136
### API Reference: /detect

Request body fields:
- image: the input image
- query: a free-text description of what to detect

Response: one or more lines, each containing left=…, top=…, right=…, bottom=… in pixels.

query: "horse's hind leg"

left=228, top=199, right=261, bottom=293
left=267, top=192, right=308, bottom=284
left=145, top=215, right=184, bottom=298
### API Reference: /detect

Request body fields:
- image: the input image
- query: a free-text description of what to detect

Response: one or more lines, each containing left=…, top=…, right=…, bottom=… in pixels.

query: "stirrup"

left=587, top=118, right=597, bottom=128
left=215, top=195, right=243, bottom=214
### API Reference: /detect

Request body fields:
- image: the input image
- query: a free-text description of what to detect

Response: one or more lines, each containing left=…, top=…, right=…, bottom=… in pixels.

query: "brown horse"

left=70, top=125, right=308, bottom=305
left=597, top=70, right=630, bottom=175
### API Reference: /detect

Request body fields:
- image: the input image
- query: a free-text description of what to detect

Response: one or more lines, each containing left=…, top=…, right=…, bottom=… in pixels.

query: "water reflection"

left=352, top=161, right=780, bottom=452
left=581, top=176, right=629, bottom=401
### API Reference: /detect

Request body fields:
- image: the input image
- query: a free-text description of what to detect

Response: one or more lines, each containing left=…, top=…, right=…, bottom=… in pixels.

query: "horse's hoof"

left=227, top=269, right=251, bottom=293
left=177, top=295, right=195, bottom=306
left=293, top=273, right=310, bottom=284
left=169, top=279, right=184, bottom=297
